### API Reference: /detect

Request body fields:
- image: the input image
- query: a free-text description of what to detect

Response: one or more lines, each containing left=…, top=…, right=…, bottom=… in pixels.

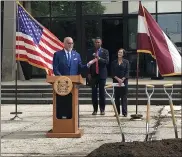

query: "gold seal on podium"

left=54, top=76, right=73, bottom=96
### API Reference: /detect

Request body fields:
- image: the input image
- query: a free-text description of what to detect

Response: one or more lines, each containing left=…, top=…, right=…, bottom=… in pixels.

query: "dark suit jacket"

left=111, top=59, right=129, bottom=86
left=87, top=48, right=109, bottom=79
left=53, top=49, right=86, bottom=75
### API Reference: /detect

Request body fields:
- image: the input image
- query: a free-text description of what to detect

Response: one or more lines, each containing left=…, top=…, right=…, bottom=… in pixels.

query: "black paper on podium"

left=56, top=93, right=72, bottom=119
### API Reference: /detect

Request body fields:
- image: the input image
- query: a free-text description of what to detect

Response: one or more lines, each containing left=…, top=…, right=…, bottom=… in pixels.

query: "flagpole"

left=136, top=53, right=139, bottom=114
left=130, top=52, right=143, bottom=120
left=10, top=2, right=22, bottom=120
left=130, top=1, right=143, bottom=120
left=156, top=65, right=159, bottom=77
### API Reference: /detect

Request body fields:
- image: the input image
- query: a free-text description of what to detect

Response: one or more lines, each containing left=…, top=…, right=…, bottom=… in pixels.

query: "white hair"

left=64, top=37, right=73, bottom=43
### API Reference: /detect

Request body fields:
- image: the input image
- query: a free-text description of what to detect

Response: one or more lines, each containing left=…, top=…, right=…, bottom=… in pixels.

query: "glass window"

left=158, top=1, right=182, bottom=13
left=128, top=17, right=137, bottom=49
left=51, top=18, right=76, bottom=45
left=31, top=1, right=50, bottom=17
left=82, top=1, right=106, bottom=15
left=158, top=13, right=182, bottom=54
left=126, top=53, right=137, bottom=77
left=129, top=1, right=156, bottom=14
left=36, top=18, right=50, bottom=29
left=102, top=18, right=123, bottom=76
left=142, top=54, right=156, bottom=77
left=101, top=1, right=122, bottom=14
left=84, top=19, right=100, bottom=50
left=127, top=52, right=156, bottom=77
left=82, top=1, right=122, bottom=15
left=51, top=1, right=76, bottom=17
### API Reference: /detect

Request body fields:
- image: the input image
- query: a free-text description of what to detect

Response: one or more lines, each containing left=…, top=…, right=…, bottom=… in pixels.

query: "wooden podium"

left=46, top=75, right=84, bottom=138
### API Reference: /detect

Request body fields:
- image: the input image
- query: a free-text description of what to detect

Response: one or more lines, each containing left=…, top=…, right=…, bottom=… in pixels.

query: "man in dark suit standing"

left=87, top=37, right=109, bottom=115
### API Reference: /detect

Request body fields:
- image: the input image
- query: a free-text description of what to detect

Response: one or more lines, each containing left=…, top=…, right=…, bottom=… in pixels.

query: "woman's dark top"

left=111, top=59, right=129, bottom=85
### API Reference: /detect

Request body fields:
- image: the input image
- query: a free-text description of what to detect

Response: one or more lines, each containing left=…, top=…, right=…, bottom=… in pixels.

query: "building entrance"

left=102, top=18, right=123, bottom=76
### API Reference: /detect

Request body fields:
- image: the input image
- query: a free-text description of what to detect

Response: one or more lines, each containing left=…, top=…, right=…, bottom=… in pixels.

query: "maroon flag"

left=137, top=2, right=181, bottom=76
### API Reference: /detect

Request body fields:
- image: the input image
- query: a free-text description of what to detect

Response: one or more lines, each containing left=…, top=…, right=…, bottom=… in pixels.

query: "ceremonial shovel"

left=145, top=84, right=154, bottom=141
left=163, top=84, right=178, bottom=138
left=105, top=83, right=125, bottom=142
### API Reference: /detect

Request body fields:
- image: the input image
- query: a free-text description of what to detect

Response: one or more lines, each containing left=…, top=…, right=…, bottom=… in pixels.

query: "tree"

left=31, top=1, right=106, bottom=17
left=82, top=2, right=106, bottom=15
left=31, top=2, right=50, bottom=17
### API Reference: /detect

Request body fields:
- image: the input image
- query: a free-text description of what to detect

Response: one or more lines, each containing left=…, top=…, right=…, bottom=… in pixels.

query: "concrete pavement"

left=1, top=104, right=181, bottom=157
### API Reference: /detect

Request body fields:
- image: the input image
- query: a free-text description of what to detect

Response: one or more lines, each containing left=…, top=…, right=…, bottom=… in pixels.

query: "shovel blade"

left=145, top=134, right=149, bottom=141
left=175, top=129, right=178, bottom=138
left=122, top=133, right=125, bottom=142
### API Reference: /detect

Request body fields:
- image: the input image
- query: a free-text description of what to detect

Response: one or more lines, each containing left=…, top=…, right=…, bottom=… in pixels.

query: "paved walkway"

left=1, top=105, right=181, bottom=157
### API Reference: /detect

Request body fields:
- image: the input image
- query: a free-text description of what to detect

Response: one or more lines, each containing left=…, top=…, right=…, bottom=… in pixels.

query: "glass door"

left=102, top=17, right=123, bottom=76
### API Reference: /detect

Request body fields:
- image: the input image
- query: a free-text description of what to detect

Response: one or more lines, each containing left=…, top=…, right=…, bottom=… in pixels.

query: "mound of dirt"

left=86, top=138, right=182, bottom=157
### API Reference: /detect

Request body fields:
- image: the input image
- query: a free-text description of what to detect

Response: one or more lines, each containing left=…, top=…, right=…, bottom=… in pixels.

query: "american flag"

left=16, top=4, right=64, bottom=75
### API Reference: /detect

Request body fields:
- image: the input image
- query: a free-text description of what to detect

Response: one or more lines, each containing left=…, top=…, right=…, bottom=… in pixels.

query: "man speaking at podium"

left=52, top=37, right=95, bottom=120
left=53, top=37, right=95, bottom=75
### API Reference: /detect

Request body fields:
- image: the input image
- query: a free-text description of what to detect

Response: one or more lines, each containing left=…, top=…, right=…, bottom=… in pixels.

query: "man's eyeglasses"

left=67, top=42, right=74, bottom=45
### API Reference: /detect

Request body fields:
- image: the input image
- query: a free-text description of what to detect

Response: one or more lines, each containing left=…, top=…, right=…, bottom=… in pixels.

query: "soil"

left=86, top=138, right=182, bottom=157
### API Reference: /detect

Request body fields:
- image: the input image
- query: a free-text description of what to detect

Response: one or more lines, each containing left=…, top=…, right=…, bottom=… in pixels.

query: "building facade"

left=1, top=1, right=182, bottom=81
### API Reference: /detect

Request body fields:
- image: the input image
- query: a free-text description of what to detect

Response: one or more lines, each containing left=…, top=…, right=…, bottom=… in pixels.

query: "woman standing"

left=111, top=48, right=129, bottom=117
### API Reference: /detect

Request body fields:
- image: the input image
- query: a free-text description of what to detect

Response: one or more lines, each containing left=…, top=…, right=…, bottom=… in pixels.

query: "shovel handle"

left=170, top=103, right=176, bottom=126
left=105, top=83, right=122, bottom=89
left=169, top=102, right=178, bottom=138
left=146, top=102, right=150, bottom=122
left=105, top=84, right=113, bottom=89
left=146, top=84, right=154, bottom=88
left=146, top=101, right=150, bottom=134
left=164, top=84, right=173, bottom=87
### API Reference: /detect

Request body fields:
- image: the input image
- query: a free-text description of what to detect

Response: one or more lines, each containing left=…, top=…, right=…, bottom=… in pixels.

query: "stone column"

left=0, top=1, right=2, bottom=93
left=2, top=1, right=25, bottom=81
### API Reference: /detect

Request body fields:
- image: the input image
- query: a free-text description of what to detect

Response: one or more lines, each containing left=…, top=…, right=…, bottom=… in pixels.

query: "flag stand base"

left=130, top=114, right=143, bottom=121
left=10, top=112, right=23, bottom=120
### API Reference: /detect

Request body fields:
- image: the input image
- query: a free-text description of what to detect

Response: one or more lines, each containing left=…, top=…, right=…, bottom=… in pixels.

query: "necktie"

left=67, top=52, right=71, bottom=67
left=96, top=51, right=99, bottom=74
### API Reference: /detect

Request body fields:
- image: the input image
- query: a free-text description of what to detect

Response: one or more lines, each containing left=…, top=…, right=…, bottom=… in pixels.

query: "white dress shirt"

left=64, top=49, right=72, bottom=60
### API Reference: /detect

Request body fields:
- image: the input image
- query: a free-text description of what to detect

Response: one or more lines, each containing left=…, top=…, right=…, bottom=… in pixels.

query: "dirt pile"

left=86, top=138, right=182, bottom=157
